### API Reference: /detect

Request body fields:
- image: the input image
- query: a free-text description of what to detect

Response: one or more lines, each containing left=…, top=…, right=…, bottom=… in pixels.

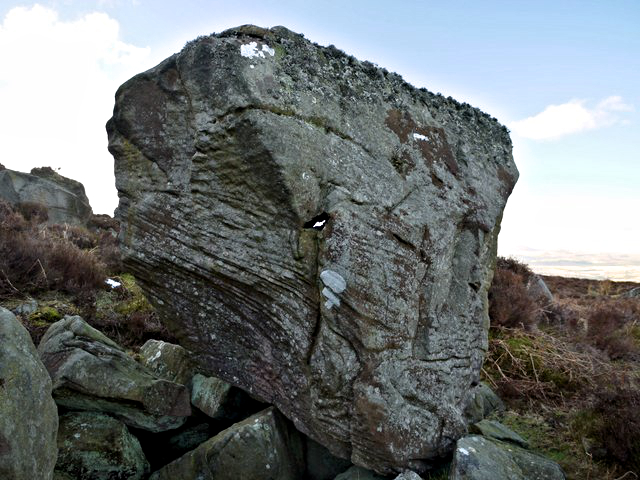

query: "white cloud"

left=0, top=4, right=150, bottom=214
left=509, top=96, right=633, bottom=140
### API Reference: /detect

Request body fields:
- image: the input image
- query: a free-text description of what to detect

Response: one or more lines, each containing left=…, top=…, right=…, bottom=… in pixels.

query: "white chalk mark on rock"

left=322, top=287, right=340, bottom=309
left=240, top=42, right=275, bottom=59
left=105, top=278, right=121, bottom=288
left=313, top=220, right=326, bottom=228
left=320, top=270, right=346, bottom=293
left=413, top=133, right=429, bottom=142
left=458, top=447, right=469, bottom=456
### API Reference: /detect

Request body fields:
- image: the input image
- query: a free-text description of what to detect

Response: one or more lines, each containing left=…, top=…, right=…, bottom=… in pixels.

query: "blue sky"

left=1, top=1, right=638, bottom=279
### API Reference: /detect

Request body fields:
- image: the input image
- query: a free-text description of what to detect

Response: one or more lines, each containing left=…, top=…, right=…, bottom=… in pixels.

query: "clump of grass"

left=0, top=200, right=108, bottom=297
left=483, top=327, right=612, bottom=402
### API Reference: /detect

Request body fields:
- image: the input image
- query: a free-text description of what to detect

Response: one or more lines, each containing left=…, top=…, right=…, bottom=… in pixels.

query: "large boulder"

left=108, top=25, right=518, bottom=473
left=0, top=307, right=58, bottom=480
left=0, top=166, right=92, bottom=225
left=38, top=316, right=191, bottom=431
left=55, top=411, right=149, bottom=480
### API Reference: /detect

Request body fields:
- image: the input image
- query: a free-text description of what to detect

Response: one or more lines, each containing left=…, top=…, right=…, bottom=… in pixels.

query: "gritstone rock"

left=0, top=166, right=93, bottom=225
left=149, top=407, right=305, bottom=480
left=108, top=25, right=518, bottom=473
left=0, top=307, right=58, bottom=480
left=38, top=316, right=192, bottom=432
left=55, top=411, right=149, bottom=480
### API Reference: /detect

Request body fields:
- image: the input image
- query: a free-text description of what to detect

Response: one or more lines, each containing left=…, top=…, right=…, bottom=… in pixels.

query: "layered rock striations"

left=108, top=25, right=518, bottom=474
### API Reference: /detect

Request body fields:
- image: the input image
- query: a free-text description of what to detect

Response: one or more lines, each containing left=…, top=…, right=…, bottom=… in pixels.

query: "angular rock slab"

left=38, top=316, right=191, bottom=431
left=139, top=339, right=198, bottom=386
left=0, top=307, right=58, bottom=480
left=149, top=407, right=304, bottom=480
left=108, top=25, right=518, bottom=473
left=450, top=435, right=565, bottom=480
left=56, top=411, right=149, bottom=480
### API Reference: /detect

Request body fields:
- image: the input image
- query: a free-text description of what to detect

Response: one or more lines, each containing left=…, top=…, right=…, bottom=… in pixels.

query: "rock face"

left=56, top=411, right=149, bottom=480
left=0, top=166, right=92, bottom=225
left=0, top=307, right=58, bottom=480
left=108, top=25, right=518, bottom=473
left=38, top=316, right=191, bottom=431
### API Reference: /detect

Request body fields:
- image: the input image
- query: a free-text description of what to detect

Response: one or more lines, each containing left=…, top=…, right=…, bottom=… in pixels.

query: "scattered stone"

left=139, top=339, right=197, bottom=386
left=0, top=307, right=58, bottom=480
left=470, top=419, right=528, bottom=448
left=55, top=411, right=149, bottom=480
left=622, top=286, right=640, bottom=299
left=38, top=316, right=191, bottom=432
left=109, top=25, right=517, bottom=473
left=0, top=166, right=92, bottom=225
left=149, top=407, right=304, bottom=480
left=12, top=297, right=38, bottom=316
left=450, top=435, right=565, bottom=480
left=463, top=382, right=505, bottom=424
left=304, top=437, right=352, bottom=480
left=334, top=465, right=387, bottom=480
left=526, top=274, right=553, bottom=304
left=190, top=373, right=232, bottom=419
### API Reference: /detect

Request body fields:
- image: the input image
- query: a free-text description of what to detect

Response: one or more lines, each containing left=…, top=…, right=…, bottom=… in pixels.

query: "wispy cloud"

left=510, top=96, right=633, bottom=140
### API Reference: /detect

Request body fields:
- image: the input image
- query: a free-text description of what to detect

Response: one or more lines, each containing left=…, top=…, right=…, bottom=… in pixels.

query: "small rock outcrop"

left=0, top=166, right=92, bottom=225
left=0, top=307, right=58, bottom=480
left=55, top=411, right=149, bottom=480
left=149, top=407, right=305, bottom=480
left=463, top=383, right=505, bottom=424
left=108, top=25, right=518, bottom=473
left=38, top=316, right=191, bottom=431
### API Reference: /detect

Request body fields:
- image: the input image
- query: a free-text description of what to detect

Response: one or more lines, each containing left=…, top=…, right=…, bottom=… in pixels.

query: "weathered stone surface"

left=38, top=316, right=191, bottom=431
left=139, top=339, right=197, bottom=385
left=56, top=411, right=149, bottom=480
left=469, top=420, right=528, bottom=448
left=0, top=307, right=58, bottom=480
left=526, top=275, right=553, bottom=304
left=450, top=435, right=565, bottom=480
left=108, top=25, right=517, bottom=473
left=334, top=465, right=387, bottom=480
left=463, top=383, right=505, bottom=424
left=149, top=407, right=304, bottom=480
left=0, top=166, right=92, bottom=225
left=191, top=373, right=233, bottom=419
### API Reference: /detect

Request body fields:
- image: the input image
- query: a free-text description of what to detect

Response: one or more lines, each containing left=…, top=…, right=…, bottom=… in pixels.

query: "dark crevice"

left=303, top=211, right=329, bottom=230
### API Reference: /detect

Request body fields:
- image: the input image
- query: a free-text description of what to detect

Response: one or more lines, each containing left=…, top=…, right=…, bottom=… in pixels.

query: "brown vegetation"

left=486, top=257, right=640, bottom=479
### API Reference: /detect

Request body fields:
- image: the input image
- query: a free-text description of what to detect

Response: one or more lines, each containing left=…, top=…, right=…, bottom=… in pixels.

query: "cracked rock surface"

left=107, top=25, right=517, bottom=474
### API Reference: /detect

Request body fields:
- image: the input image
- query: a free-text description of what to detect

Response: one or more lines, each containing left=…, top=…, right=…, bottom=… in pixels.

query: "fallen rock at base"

left=190, top=373, right=232, bottom=419
left=38, top=316, right=191, bottom=432
left=56, top=411, right=149, bottom=480
left=463, top=382, right=505, bottom=424
left=450, top=435, right=565, bottom=480
left=470, top=419, right=528, bottom=448
left=334, top=465, right=387, bottom=480
left=0, top=166, right=92, bottom=225
left=109, top=25, right=517, bottom=473
left=0, top=307, right=58, bottom=480
left=139, top=339, right=197, bottom=386
left=149, top=407, right=305, bottom=480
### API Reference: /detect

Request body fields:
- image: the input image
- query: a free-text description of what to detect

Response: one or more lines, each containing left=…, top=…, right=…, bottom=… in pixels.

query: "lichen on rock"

left=107, top=24, right=518, bottom=474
